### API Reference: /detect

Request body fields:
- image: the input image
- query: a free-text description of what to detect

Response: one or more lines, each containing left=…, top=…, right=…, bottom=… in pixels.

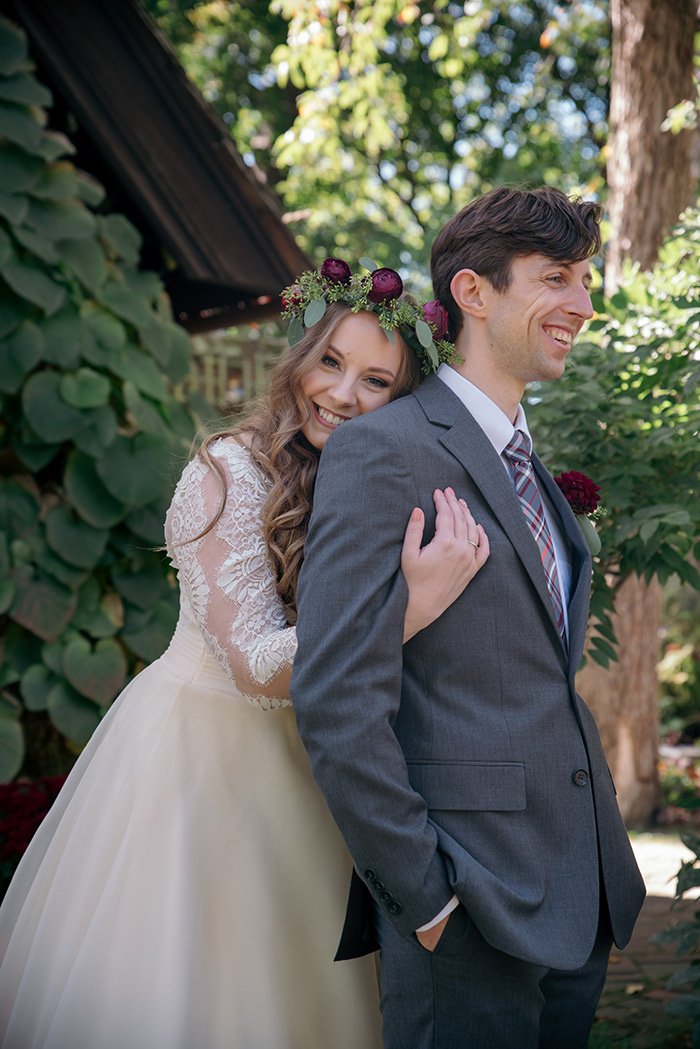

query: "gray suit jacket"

left=291, top=374, right=645, bottom=971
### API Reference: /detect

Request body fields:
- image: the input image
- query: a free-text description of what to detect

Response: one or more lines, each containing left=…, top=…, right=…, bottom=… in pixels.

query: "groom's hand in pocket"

left=416, top=912, right=451, bottom=952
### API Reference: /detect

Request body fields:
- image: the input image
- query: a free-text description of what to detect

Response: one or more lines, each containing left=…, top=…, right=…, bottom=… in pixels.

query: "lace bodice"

left=164, top=439, right=296, bottom=710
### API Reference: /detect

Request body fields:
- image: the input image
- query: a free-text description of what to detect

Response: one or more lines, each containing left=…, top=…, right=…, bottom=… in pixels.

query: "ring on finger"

left=468, top=539, right=479, bottom=550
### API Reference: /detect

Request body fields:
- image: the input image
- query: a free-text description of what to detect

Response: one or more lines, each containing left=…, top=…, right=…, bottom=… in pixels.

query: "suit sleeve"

left=291, top=416, right=453, bottom=935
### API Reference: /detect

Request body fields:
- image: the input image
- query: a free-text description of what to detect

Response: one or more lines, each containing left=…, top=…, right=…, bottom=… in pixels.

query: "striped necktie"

left=503, top=430, right=566, bottom=645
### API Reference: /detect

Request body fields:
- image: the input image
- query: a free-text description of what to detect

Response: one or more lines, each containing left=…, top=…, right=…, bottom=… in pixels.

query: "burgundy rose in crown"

left=423, top=300, right=449, bottom=341
left=279, top=257, right=459, bottom=371
left=554, top=470, right=602, bottom=555
left=281, top=283, right=304, bottom=311
left=320, top=258, right=352, bottom=284
left=368, top=267, right=404, bottom=304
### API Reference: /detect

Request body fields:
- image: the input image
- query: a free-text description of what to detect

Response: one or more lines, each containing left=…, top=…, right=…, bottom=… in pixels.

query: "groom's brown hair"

left=431, top=185, right=602, bottom=341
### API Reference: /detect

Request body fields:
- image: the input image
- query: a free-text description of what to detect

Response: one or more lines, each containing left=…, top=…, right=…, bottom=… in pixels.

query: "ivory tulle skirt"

left=0, top=619, right=382, bottom=1049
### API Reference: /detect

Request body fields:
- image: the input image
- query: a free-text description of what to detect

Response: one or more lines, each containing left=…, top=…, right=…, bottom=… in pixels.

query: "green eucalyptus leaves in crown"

left=280, top=257, right=458, bottom=375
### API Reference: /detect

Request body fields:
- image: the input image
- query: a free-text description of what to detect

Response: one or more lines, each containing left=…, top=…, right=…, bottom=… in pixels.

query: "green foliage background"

left=528, top=216, right=700, bottom=667
left=659, top=581, right=700, bottom=745
left=0, top=19, right=197, bottom=781
left=144, top=0, right=609, bottom=276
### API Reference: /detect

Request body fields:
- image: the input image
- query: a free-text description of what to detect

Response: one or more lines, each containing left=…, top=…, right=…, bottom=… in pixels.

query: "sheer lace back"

left=165, top=439, right=295, bottom=710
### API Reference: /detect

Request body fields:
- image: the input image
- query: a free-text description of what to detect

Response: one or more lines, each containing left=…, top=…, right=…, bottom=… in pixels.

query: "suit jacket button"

left=380, top=890, right=393, bottom=903
left=372, top=879, right=385, bottom=892
left=364, top=869, right=377, bottom=881
left=388, top=901, right=403, bottom=915
left=573, top=769, right=589, bottom=786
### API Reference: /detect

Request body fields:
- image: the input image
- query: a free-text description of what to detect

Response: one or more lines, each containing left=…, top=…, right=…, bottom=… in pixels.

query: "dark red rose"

left=0, top=776, right=67, bottom=867
left=367, top=268, right=403, bottom=303
left=423, top=300, right=449, bottom=340
left=554, top=471, right=601, bottom=515
left=280, top=283, right=304, bottom=311
left=320, top=258, right=352, bottom=284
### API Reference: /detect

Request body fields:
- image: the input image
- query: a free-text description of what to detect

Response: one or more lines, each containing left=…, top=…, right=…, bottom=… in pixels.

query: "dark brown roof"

left=1, top=0, right=310, bottom=330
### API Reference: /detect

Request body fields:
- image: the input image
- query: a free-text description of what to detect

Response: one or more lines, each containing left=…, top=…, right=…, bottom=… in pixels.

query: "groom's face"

left=481, top=253, right=593, bottom=384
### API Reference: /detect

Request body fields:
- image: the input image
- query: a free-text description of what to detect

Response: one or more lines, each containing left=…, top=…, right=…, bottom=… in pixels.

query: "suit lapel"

left=414, top=377, right=568, bottom=661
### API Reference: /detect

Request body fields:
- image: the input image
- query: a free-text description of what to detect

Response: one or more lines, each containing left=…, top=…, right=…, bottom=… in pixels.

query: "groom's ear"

left=450, top=269, right=487, bottom=320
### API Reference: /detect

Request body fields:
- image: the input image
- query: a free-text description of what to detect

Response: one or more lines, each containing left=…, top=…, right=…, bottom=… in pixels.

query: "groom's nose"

left=568, top=283, right=594, bottom=320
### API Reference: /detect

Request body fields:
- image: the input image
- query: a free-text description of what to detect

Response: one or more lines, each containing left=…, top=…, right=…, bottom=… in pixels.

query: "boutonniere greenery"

left=554, top=470, right=604, bottom=556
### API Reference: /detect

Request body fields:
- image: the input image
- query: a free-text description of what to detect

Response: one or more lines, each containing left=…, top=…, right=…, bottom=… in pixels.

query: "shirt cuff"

left=415, top=894, right=459, bottom=933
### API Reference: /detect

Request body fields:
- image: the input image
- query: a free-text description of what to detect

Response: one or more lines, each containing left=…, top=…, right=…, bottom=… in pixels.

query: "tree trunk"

left=588, top=0, right=697, bottom=826
left=577, top=577, right=663, bottom=827
left=605, top=0, right=696, bottom=292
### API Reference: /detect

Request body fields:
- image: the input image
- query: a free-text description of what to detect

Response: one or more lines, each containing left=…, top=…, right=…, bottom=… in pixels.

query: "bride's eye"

left=321, top=355, right=340, bottom=368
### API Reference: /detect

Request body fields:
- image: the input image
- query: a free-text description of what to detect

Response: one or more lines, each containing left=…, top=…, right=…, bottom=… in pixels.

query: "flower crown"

left=280, top=257, right=458, bottom=374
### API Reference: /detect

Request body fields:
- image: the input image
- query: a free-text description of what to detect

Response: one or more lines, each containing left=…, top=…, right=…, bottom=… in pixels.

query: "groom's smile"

left=542, top=325, right=573, bottom=348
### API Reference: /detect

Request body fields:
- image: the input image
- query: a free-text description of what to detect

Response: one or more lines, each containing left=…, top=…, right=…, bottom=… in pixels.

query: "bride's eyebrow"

left=325, top=343, right=397, bottom=380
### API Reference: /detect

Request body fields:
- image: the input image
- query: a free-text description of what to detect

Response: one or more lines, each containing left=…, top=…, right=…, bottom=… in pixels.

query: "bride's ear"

left=450, top=269, right=487, bottom=320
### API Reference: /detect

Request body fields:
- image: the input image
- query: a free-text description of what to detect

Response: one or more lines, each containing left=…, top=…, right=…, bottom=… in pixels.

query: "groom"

left=291, top=186, right=645, bottom=1049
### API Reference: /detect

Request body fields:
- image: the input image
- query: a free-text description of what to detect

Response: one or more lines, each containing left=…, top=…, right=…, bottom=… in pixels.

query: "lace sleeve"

left=165, top=439, right=296, bottom=710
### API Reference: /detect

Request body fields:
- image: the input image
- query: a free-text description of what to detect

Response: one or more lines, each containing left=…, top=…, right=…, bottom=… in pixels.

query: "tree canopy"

left=144, top=0, right=610, bottom=274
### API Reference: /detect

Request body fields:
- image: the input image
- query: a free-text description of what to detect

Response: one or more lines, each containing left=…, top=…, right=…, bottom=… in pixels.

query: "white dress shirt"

left=416, top=365, right=573, bottom=934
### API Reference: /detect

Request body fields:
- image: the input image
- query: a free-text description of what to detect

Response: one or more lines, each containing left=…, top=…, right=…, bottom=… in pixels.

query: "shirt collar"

left=437, top=363, right=530, bottom=457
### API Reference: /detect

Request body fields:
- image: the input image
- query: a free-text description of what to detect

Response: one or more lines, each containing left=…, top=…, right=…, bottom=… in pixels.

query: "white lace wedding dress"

left=0, top=439, right=382, bottom=1049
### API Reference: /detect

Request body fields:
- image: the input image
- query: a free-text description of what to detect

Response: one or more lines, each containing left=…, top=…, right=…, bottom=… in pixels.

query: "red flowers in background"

left=554, top=470, right=601, bottom=516
left=0, top=777, right=66, bottom=893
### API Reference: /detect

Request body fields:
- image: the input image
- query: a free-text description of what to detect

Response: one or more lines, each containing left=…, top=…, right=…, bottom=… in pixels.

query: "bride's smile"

left=314, top=403, right=352, bottom=428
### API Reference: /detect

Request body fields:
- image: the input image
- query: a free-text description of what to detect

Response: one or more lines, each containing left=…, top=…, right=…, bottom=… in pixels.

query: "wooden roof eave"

left=3, top=0, right=310, bottom=299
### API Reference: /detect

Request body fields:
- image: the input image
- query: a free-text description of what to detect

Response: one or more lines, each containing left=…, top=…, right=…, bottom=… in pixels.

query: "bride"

left=0, top=260, right=488, bottom=1049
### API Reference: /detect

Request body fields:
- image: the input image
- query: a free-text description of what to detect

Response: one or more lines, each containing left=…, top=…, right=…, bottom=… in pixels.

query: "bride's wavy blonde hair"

left=195, top=302, right=420, bottom=623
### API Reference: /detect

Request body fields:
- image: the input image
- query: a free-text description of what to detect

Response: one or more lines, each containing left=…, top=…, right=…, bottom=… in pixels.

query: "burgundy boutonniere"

left=554, top=470, right=603, bottom=556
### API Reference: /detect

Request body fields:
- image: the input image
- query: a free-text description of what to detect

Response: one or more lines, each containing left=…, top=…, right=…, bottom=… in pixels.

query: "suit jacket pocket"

left=406, top=760, right=526, bottom=812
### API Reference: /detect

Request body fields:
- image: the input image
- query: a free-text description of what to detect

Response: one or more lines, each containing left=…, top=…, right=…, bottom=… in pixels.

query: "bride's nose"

left=328, top=376, right=357, bottom=407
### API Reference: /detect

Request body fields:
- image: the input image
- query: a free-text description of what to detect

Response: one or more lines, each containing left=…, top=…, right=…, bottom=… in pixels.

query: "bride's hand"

left=401, top=488, right=489, bottom=643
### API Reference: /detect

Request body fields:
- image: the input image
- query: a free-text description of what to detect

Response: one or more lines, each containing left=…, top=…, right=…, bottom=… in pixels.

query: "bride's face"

left=300, top=311, right=404, bottom=450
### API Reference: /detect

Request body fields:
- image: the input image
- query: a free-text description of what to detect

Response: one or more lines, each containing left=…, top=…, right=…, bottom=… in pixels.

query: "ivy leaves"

left=0, top=19, right=198, bottom=779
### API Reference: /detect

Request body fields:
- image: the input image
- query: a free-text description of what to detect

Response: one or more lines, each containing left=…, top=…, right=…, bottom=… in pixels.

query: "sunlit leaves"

left=145, top=0, right=610, bottom=267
